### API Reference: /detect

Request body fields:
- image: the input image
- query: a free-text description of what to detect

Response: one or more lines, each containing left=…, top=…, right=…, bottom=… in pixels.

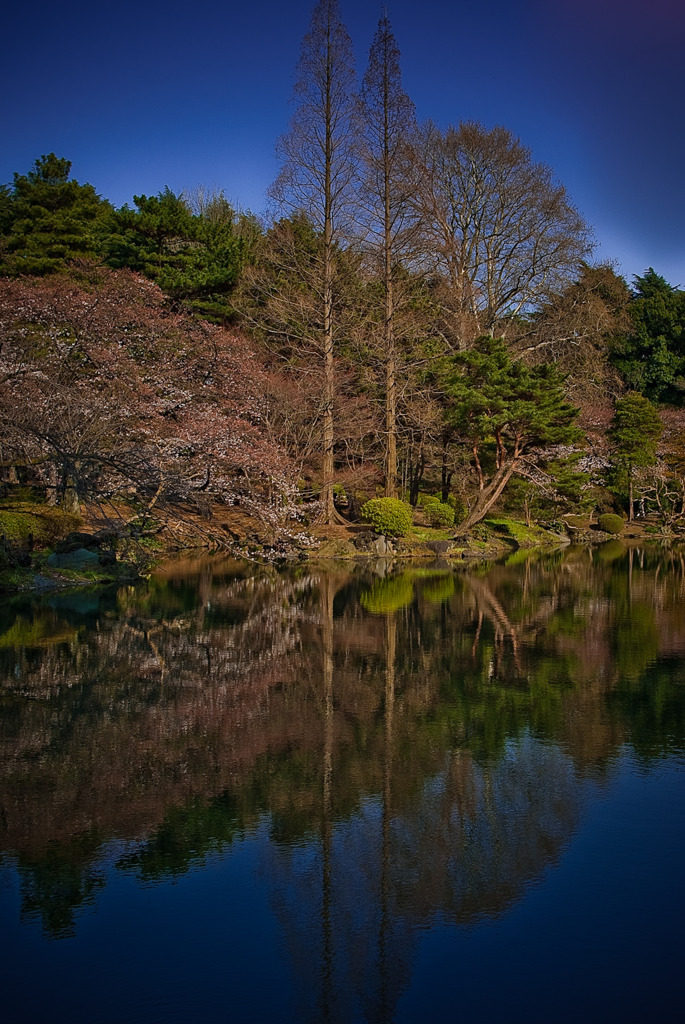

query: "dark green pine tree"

left=608, top=391, right=663, bottom=520
left=442, top=336, right=582, bottom=531
left=610, top=268, right=685, bottom=404
left=105, top=187, right=255, bottom=320
left=1, top=154, right=111, bottom=275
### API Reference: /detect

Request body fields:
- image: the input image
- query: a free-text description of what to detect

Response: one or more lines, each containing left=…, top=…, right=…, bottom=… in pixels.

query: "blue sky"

left=4, top=0, right=684, bottom=287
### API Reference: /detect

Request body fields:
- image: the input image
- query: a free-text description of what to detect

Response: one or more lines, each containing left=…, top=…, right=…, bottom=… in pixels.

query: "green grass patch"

left=0, top=502, right=82, bottom=547
left=484, top=517, right=559, bottom=547
left=408, top=526, right=453, bottom=542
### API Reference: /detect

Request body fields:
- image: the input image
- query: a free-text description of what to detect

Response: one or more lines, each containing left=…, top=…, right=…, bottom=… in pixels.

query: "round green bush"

left=360, top=497, right=413, bottom=537
left=597, top=513, right=625, bottom=535
left=422, top=498, right=455, bottom=528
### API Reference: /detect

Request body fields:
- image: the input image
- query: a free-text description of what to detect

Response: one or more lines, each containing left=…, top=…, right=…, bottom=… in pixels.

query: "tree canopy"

left=610, top=269, right=685, bottom=404
left=0, top=154, right=111, bottom=276
left=442, top=336, right=582, bottom=530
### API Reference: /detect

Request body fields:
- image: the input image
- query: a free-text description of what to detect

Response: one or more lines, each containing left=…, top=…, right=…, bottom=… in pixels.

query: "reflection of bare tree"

left=320, top=574, right=337, bottom=1024
left=466, top=575, right=522, bottom=674
left=1, top=545, right=684, bottom=948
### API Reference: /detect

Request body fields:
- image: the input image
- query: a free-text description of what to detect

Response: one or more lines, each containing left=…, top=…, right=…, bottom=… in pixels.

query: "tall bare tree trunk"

left=322, top=35, right=336, bottom=524
left=358, top=15, right=416, bottom=500
left=384, top=122, right=397, bottom=497
left=269, top=1, right=357, bottom=525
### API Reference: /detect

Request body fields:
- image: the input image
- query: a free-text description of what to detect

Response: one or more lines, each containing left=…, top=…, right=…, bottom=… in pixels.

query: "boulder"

left=55, top=531, right=99, bottom=554
left=47, top=547, right=100, bottom=569
left=426, top=539, right=452, bottom=554
left=352, top=530, right=394, bottom=555
left=373, top=535, right=393, bottom=556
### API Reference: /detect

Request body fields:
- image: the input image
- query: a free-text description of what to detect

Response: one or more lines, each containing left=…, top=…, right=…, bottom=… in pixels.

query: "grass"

left=484, top=516, right=561, bottom=547
left=408, top=526, right=454, bottom=542
left=0, top=501, right=82, bottom=546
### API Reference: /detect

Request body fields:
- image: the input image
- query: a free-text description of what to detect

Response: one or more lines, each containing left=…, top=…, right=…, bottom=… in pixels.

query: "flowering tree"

left=0, top=267, right=294, bottom=528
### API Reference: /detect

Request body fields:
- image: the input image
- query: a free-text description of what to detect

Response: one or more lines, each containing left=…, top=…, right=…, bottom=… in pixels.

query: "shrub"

left=360, top=497, right=413, bottom=537
left=422, top=498, right=455, bottom=528
left=451, top=496, right=468, bottom=524
left=597, top=513, right=624, bottom=535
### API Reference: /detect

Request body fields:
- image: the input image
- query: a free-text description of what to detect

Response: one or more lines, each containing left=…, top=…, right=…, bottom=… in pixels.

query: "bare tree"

left=413, top=121, right=593, bottom=346
left=269, top=0, right=357, bottom=523
left=356, top=14, right=417, bottom=497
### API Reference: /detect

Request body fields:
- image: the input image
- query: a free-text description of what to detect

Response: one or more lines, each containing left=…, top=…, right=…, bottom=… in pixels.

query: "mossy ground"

left=0, top=501, right=82, bottom=546
left=0, top=496, right=143, bottom=593
left=0, top=558, right=141, bottom=594
left=483, top=517, right=563, bottom=547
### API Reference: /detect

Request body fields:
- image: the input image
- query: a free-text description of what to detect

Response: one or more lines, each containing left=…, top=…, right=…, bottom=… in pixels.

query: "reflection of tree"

left=1, top=546, right=685, bottom=947
left=360, top=573, right=414, bottom=614
left=16, top=830, right=105, bottom=939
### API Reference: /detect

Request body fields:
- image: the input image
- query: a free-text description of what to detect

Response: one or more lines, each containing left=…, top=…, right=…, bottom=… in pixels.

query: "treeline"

left=2, top=0, right=685, bottom=535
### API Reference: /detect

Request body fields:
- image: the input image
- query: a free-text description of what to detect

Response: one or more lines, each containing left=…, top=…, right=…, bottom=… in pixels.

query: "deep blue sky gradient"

left=3, top=0, right=684, bottom=286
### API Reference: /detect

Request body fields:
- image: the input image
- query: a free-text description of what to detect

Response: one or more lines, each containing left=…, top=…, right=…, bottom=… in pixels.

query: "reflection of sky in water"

left=1, top=549, right=684, bottom=1021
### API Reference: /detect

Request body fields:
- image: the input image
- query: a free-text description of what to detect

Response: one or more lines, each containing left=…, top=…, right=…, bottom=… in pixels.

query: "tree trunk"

left=441, top=436, right=453, bottom=503
left=408, top=446, right=425, bottom=506
left=321, top=23, right=336, bottom=525
left=455, top=460, right=517, bottom=534
left=383, top=72, right=396, bottom=498
left=61, top=471, right=80, bottom=515
left=628, top=476, right=634, bottom=522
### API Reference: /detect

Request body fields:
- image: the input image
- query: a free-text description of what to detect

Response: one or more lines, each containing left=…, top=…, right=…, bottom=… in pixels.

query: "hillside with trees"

left=2, top=0, right=684, bottom=573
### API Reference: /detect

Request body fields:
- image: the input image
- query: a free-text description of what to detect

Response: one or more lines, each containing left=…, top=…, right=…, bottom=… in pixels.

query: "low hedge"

left=422, top=498, right=455, bottom=528
left=597, top=513, right=625, bottom=535
left=360, top=497, right=413, bottom=537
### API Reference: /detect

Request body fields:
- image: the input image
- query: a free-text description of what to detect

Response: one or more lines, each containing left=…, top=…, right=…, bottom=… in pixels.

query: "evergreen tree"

left=608, top=392, right=663, bottom=520
left=442, top=336, right=582, bottom=531
left=0, top=154, right=111, bottom=275
left=610, top=269, right=685, bottom=404
left=105, top=187, right=257, bottom=321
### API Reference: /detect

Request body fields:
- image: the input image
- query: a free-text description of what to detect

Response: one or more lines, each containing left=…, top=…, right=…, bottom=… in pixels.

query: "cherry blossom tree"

left=0, top=266, right=295, bottom=530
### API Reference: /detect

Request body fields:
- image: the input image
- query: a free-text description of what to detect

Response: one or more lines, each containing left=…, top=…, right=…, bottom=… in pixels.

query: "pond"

left=1, top=545, right=684, bottom=1023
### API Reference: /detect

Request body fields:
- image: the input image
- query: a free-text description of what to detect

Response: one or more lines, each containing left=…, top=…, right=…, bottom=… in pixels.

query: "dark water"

left=1, top=545, right=685, bottom=1023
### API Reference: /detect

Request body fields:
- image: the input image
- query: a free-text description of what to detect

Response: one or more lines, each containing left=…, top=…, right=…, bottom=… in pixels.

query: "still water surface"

left=1, top=545, right=684, bottom=1022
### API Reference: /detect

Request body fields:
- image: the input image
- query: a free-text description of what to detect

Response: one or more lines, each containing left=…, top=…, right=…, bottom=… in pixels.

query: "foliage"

left=514, top=263, right=630, bottom=405
left=597, top=513, right=625, bottom=535
left=610, top=269, right=685, bottom=404
left=105, top=187, right=256, bottom=321
left=609, top=392, right=663, bottom=468
left=0, top=154, right=112, bottom=276
left=607, top=392, right=663, bottom=517
left=422, top=497, right=455, bottom=527
left=360, top=496, right=413, bottom=536
left=442, top=336, right=582, bottom=531
left=0, top=269, right=295, bottom=526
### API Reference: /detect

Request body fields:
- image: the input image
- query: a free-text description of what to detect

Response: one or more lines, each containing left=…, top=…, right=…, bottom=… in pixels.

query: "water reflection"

left=1, top=545, right=685, bottom=1018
